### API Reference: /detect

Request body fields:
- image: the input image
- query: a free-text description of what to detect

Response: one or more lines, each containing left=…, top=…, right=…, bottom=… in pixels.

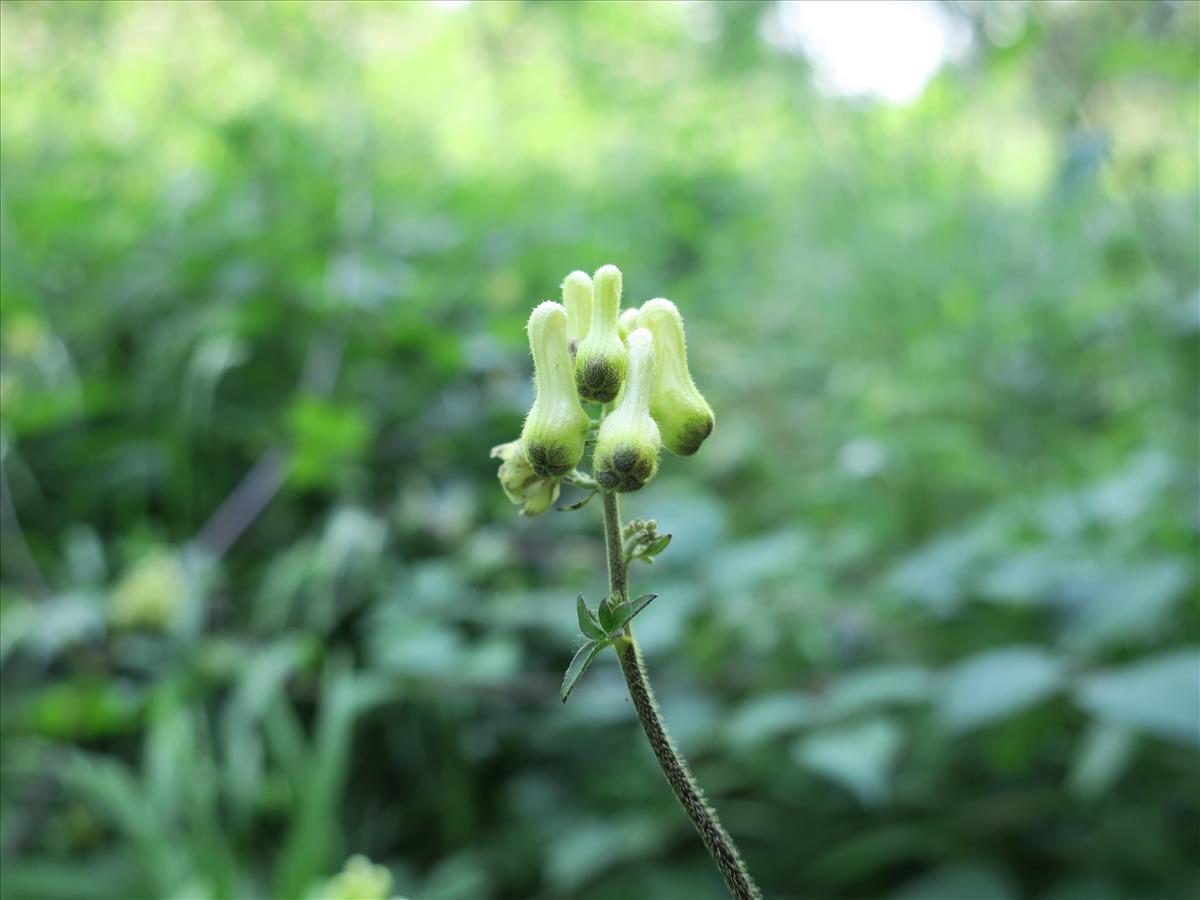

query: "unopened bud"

left=593, top=328, right=661, bottom=492
left=562, top=270, right=592, bottom=350
left=521, top=302, right=590, bottom=476
left=574, top=264, right=628, bottom=402
left=639, top=298, right=714, bottom=456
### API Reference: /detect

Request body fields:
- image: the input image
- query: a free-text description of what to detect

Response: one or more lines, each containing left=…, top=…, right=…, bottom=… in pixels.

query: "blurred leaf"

left=286, top=396, right=370, bottom=489
left=416, top=850, right=488, bottom=900
left=1062, top=560, right=1192, bottom=653
left=62, top=525, right=107, bottom=586
left=54, top=750, right=179, bottom=893
left=727, top=692, right=816, bottom=748
left=0, top=857, right=142, bottom=900
left=221, top=636, right=316, bottom=820
left=368, top=615, right=466, bottom=679
left=1068, top=722, right=1136, bottom=799
left=821, top=665, right=934, bottom=720
left=886, top=522, right=1003, bottom=615
left=1074, top=649, right=1200, bottom=747
left=794, top=718, right=902, bottom=806
left=23, top=679, right=143, bottom=740
left=937, top=646, right=1064, bottom=732
left=275, top=666, right=393, bottom=899
left=705, top=529, right=806, bottom=592
left=1039, top=875, right=1122, bottom=900
left=318, top=507, right=387, bottom=576
left=0, top=592, right=105, bottom=663
left=807, top=824, right=946, bottom=889
left=891, top=862, right=1015, bottom=900
left=544, top=815, right=669, bottom=894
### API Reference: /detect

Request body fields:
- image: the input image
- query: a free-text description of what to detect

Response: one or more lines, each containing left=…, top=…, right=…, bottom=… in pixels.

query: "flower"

left=617, top=307, right=639, bottom=341
left=110, top=550, right=187, bottom=631
left=593, top=328, right=661, bottom=492
left=574, top=264, right=628, bottom=403
left=491, top=439, right=562, bottom=516
left=520, top=301, right=591, bottom=476
left=638, top=298, right=714, bottom=456
left=561, top=270, right=592, bottom=351
left=320, top=855, right=395, bottom=900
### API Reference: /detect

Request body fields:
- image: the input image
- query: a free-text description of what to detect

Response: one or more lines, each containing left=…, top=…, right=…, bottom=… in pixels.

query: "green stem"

left=601, top=491, right=762, bottom=900
left=601, top=491, right=627, bottom=605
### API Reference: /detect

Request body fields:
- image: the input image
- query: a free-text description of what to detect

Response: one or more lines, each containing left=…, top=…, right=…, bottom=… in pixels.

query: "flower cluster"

left=494, top=265, right=714, bottom=514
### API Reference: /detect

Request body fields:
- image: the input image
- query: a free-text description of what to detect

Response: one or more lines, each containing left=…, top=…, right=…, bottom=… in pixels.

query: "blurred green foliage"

left=1, top=2, right=1198, bottom=899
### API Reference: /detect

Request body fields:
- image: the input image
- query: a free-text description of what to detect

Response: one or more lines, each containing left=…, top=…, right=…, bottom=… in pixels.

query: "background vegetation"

left=1, top=2, right=1197, bottom=898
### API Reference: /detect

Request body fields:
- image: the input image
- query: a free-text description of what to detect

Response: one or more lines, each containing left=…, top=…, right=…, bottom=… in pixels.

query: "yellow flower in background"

left=3, top=313, right=51, bottom=360
left=109, top=550, right=187, bottom=632
left=321, top=855, right=399, bottom=900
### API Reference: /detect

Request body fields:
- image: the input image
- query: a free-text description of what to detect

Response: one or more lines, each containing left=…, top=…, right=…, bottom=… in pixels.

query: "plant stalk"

left=601, top=490, right=762, bottom=900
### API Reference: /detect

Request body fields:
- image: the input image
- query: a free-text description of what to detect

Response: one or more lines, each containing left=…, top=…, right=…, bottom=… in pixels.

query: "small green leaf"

left=597, top=595, right=617, bottom=632
left=646, top=533, right=672, bottom=557
left=561, top=640, right=608, bottom=703
left=576, top=594, right=606, bottom=641
left=610, top=593, right=658, bottom=633
left=625, top=531, right=671, bottom=566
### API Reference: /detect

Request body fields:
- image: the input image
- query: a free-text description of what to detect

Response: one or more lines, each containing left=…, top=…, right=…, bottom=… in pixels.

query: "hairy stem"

left=601, top=491, right=761, bottom=900
left=601, top=491, right=627, bottom=604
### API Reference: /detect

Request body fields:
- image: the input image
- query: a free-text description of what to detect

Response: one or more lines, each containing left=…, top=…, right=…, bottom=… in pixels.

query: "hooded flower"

left=617, top=307, right=639, bottom=342
left=593, top=328, right=661, bottom=492
left=574, top=265, right=628, bottom=403
left=520, top=301, right=590, bottom=477
left=561, top=270, right=592, bottom=353
left=638, top=298, right=714, bottom=456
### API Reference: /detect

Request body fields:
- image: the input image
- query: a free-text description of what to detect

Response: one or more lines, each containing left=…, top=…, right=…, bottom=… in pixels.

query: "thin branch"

left=600, top=491, right=761, bottom=900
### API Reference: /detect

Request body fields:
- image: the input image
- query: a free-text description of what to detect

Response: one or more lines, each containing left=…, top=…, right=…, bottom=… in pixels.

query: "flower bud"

left=562, top=270, right=592, bottom=350
left=110, top=549, right=187, bottom=632
left=639, top=298, right=714, bottom=456
left=618, top=308, right=639, bottom=342
left=322, top=855, right=393, bottom=900
left=520, top=301, right=590, bottom=476
left=491, top=438, right=561, bottom=515
left=593, top=328, right=661, bottom=492
left=574, top=264, right=628, bottom=402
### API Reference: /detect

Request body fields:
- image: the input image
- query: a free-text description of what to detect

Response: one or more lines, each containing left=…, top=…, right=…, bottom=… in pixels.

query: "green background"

left=1, top=2, right=1197, bottom=898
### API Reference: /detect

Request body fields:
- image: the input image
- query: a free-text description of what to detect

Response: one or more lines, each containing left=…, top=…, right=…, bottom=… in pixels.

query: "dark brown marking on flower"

left=596, top=445, right=655, bottom=492
left=674, top=415, right=714, bottom=456
left=526, top=442, right=572, bottom=477
left=576, top=358, right=621, bottom=403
